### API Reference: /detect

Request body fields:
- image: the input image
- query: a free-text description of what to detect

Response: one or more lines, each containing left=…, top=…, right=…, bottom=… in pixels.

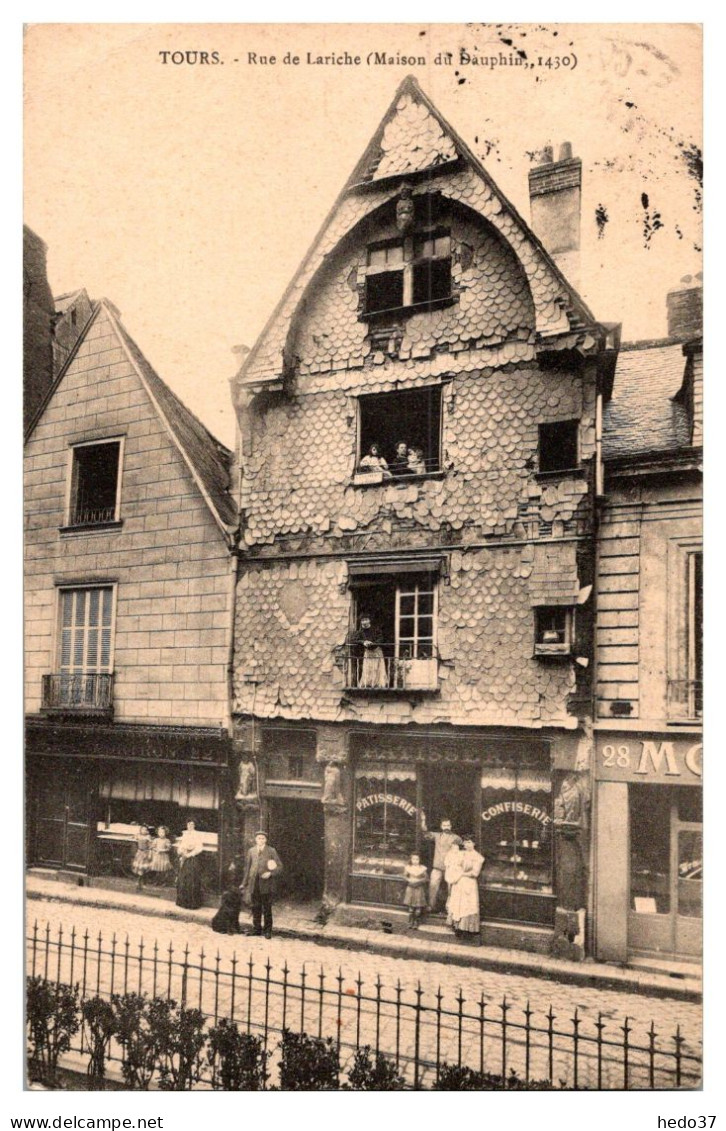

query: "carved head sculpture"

left=396, top=185, right=415, bottom=233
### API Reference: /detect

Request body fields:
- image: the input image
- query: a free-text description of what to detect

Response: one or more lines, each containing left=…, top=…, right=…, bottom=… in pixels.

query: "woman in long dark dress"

left=175, top=820, right=204, bottom=909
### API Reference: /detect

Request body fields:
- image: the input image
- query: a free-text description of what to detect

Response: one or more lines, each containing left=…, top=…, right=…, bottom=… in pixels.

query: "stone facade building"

left=25, top=290, right=238, bottom=894
left=592, top=278, right=702, bottom=964
left=229, top=78, right=619, bottom=952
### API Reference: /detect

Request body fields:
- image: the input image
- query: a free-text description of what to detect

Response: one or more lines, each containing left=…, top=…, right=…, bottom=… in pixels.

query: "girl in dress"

left=149, top=825, right=173, bottom=884
left=175, top=820, right=205, bottom=909
left=403, top=853, right=429, bottom=929
left=131, top=825, right=152, bottom=891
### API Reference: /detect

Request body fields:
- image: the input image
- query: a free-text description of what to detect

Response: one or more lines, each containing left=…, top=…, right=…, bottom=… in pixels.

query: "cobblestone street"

left=27, top=896, right=702, bottom=1090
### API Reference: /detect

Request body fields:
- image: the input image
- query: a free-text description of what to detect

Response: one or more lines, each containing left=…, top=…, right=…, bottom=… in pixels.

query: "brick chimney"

left=528, top=142, right=582, bottom=290
left=667, top=274, right=702, bottom=340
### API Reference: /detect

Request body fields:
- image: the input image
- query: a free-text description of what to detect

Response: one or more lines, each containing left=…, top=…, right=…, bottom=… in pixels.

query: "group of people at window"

left=345, top=612, right=431, bottom=688
left=357, top=441, right=428, bottom=479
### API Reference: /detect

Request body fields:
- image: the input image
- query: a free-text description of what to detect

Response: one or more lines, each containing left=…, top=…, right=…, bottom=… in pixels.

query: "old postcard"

left=23, top=23, right=702, bottom=1097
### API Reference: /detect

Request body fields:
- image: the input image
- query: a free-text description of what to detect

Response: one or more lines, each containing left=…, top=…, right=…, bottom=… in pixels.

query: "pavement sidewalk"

left=25, top=872, right=701, bottom=1002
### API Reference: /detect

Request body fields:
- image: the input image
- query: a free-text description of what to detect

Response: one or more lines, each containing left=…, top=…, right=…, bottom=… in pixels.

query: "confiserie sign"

left=596, top=737, right=702, bottom=784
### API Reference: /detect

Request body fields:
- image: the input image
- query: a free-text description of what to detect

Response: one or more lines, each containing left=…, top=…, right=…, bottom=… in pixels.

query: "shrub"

left=111, top=993, right=162, bottom=1090
left=346, top=1046, right=405, bottom=1091
left=278, top=1030, right=340, bottom=1090
left=207, top=1019, right=268, bottom=1090
left=82, top=997, right=117, bottom=1086
left=27, top=978, right=80, bottom=1087
left=150, top=1000, right=207, bottom=1091
left=436, top=1064, right=555, bottom=1090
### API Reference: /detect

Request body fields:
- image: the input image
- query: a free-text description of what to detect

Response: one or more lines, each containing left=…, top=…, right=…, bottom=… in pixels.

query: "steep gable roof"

left=26, top=298, right=238, bottom=537
left=237, top=75, right=602, bottom=390
left=107, top=305, right=237, bottom=533
left=603, top=340, right=691, bottom=458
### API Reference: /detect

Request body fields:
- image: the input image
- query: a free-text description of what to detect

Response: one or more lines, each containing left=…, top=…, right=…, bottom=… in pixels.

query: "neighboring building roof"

left=603, top=340, right=691, bottom=458
left=110, top=309, right=237, bottom=530
left=26, top=297, right=238, bottom=535
left=54, top=289, right=85, bottom=315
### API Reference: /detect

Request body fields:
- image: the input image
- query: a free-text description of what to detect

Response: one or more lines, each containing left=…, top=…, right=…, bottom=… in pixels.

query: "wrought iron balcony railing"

left=41, top=673, right=114, bottom=714
left=666, top=678, right=703, bottom=721
left=70, top=503, right=117, bottom=526
left=339, top=644, right=440, bottom=692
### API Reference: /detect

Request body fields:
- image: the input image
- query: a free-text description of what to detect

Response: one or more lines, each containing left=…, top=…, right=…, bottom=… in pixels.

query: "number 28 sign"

left=597, top=739, right=702, bottom=783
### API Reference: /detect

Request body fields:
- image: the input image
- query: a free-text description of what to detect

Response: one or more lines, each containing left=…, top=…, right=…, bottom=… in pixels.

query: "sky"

left=24, top=23, right=702, bottom=448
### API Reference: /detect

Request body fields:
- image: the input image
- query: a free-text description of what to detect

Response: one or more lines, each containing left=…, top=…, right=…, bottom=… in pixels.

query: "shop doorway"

left=421, top=762, right=479, bottom=842
left=269, top=799, right=324, bottom=901
left=628, top=785, right=702, bottom=958
left=33, top=763, right=94, bottom=871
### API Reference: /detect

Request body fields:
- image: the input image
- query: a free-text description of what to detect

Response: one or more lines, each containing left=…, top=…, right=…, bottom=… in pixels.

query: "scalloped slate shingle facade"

left=231, top=77, right=606, bottom=935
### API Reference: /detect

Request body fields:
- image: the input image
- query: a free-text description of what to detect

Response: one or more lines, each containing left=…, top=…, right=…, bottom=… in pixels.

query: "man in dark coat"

left=241, top=831, right=284, bottom=939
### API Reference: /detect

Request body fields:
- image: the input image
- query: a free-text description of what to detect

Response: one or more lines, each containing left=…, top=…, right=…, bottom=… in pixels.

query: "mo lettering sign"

left=596, top=737, right=702, bottom=784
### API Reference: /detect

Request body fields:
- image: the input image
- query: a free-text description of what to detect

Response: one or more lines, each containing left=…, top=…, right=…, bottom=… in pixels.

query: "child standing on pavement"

left=131, top=825, right=153, bottom=891
left=403, top=853, right=428, bottom=929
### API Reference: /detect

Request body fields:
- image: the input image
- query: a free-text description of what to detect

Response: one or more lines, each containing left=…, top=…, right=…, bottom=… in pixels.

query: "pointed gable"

left=26, top=299, right=237, bottom=537
left=236, top=76, right=601, bottom=392
left=353, top=86, right=459, bottom=183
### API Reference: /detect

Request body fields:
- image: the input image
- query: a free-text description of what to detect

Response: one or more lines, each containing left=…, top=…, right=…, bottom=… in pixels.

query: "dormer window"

left=363, top=229, right=452, bottom=319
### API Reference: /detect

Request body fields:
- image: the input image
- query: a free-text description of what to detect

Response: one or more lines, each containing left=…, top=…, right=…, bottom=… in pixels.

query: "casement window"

left=363, top=230, right=452, bottom=318
left=538, top=420, right=579, bottom=474
left=534, top=606, right=574, bottom=657
left=66, top=438, right=123, bottom=528
left=355, top=385, right=443, bottom=481
left=344, top=569, right=439, bottom=691
left=668, top=547, right=703, bottom=720
left=42, top=586, right=115, bottom=711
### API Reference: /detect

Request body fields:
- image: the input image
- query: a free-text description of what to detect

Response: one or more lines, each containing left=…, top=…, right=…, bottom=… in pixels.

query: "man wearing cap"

left=241, top=831, right=284, bottom=939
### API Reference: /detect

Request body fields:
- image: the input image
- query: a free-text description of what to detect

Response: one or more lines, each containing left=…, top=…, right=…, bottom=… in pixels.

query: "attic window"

left=363, top=230, right=452, bottom=318
left=538, top=420, right=579, bottom=473
left=67, top=439, right=123, bottom=527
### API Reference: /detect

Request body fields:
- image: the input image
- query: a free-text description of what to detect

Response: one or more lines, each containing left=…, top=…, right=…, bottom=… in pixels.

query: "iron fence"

left=27, top=920, right=701, bottom=1090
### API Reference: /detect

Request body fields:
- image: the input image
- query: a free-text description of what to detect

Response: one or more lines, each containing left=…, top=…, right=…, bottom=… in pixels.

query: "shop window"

left=363, top=229, right=452, bottom=318
left=355, top=385, right=442, bottom=481
left=66, top=439, right=123, bottom=527
left=629, top=785, right=671, bottom=914
left=480, top=765, right=554, bottom=896
left=345, top=572, right=439, bottom=691
left=534, top=606, right=573, bottom=656
left=42, top=586, right=115, bottom=712
left=95, top=763, right=219, bottom=886
left=538, top=420, right=579, bottom=473
left=352, top=764, right=418, bottom=903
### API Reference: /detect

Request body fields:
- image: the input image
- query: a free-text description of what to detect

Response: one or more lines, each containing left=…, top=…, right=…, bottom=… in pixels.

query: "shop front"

left=593, top=731, right=702, bottom=963
left=348, top=731, right=557, bottom=930
left=26, top=721, right=232, bottom=894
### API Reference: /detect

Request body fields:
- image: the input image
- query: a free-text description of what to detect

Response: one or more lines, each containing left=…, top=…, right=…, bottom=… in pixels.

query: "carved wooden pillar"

left=316, top=725, right=350, bottom=908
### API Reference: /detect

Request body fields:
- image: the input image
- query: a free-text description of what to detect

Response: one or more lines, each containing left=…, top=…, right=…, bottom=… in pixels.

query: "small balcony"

left=340, top=645, right=440, bottom=693
left=666, top=678, right=703, bottom=722
left=41, top=673, right=114, bottom=716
